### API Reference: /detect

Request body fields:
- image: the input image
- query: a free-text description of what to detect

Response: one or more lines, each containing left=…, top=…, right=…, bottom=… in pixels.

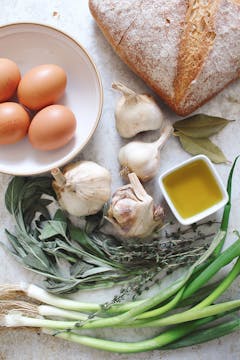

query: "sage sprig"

left=174, top=114, right=233, bottom=163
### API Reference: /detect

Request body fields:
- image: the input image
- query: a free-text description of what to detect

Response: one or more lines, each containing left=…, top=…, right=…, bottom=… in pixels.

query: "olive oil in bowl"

left=159, top=155, right=228, bottom=225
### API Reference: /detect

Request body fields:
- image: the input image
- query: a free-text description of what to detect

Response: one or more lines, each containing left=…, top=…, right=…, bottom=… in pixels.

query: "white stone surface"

left=0, top=1, right=239, bottom=359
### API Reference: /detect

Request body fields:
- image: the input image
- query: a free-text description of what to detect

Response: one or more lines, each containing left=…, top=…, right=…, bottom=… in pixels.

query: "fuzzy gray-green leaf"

left=178, top=134, right=228, bottom=164
left=174, top=114, right=233, bottom=138
left=39, top=220, right=67, bottom=240
left=5, top=177, right=25, bottom=215
left=4, top=230, right=26, bottom=257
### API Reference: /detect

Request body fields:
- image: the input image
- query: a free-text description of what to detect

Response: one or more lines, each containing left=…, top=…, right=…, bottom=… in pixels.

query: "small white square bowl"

left=158, top=155, right=229, bottom=226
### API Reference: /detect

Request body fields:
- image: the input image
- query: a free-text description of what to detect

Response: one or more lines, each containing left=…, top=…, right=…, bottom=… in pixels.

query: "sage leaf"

left=53, top=209, right=67, bottom=222
left=24, top=199, right=52, bottom=225
left=69, top=224, right=107, bottom=259
left=174, top=114, right=233, bottom=138
left=5, top=230, right=27, bottom=257
left=23, top=252, right=50, bottom=272
left=39, top=220, right=67, bottom=240
left=82, top=266, right=114, bottom=277
left=70, top=262, right=94, bottom=277
left=0, top=243, right=26, bottom=266
left=85, top=207, right=106, bottom=234
left=23, top=177, right=54, bottom=198
left=178, top=134, right=228, bottom=164
left=5, top=177, right=25, bottom=214
left=44, top=280, right=82, bottom=294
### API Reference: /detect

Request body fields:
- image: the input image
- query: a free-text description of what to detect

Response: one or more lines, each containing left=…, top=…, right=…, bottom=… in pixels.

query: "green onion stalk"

left=162, top=317, right=240, bottom=350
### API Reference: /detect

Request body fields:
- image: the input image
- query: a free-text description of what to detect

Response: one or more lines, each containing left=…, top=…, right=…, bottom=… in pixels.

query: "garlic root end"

left=119, top=166, right=131, bottom=178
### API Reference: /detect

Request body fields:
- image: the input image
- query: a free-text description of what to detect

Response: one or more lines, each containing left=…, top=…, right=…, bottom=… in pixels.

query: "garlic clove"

left=51, top=161, right=111, bottom=217
left=119, top=141, right=158, bottom=181
left=106, top=172, right=164, bottom=239
left=118, top=123, right=173, bottom=182
left=112, top=81, right=163, bottom=138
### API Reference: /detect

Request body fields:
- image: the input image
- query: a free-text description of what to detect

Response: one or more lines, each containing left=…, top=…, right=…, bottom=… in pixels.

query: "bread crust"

left=89, top=0, right=240, bottom=116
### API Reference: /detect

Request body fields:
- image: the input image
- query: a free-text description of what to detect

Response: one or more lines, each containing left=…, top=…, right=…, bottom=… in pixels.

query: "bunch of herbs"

left=2, top=176, right=219, bottom=294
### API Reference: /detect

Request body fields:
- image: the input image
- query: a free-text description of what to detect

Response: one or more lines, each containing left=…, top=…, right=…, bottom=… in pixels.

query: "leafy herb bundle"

left=3, top=176, right=217, bottom=294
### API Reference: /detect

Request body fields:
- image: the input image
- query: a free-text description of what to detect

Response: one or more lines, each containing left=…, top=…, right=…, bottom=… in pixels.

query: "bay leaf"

left=174, top=114, right=233, bottom=138
left=178, top=134, right=228, bottom=164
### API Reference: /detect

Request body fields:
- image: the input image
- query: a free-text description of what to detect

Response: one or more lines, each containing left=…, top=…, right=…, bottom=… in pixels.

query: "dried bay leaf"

left=178, top=134, right=228, bottom=164
left=174, top=114, right=233, bottom=138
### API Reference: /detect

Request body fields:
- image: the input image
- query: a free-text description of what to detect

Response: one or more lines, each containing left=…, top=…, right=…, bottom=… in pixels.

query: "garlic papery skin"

left=118, top=123, right=173, bottom=182
left=106, top=173, right=164, bottom=238
left=51, top=161, right=111, bottom=217
left=112, top=82, right=163, bottom=138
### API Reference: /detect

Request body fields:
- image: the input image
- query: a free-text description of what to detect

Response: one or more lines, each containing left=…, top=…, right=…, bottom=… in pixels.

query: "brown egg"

left=18, top=64, right=67, bottom=110
left=0, top=58, right=21, bottom=102
left=29, top=104, right=76, bottom=151
left=0, top=102, right=30, bottom=145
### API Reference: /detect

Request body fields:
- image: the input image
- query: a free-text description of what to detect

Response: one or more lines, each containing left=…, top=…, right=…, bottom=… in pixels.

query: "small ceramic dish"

left=159, top=155, right=229, bottom=225
left=0, top=23, right=103, bottom=176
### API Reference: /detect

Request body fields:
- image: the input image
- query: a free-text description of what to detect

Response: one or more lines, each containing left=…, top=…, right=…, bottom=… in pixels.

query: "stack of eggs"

left=0, top=58, right=76, bottom=151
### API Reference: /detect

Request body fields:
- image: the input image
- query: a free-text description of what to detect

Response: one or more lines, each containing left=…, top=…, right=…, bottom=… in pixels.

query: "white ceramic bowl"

left=0, top=23, right=103, bottom=175
left=159, top=155, right=229, bottom=225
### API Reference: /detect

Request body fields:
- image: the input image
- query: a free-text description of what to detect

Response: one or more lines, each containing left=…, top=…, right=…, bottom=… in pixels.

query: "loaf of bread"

left=89, top=0, right=240, bottom=116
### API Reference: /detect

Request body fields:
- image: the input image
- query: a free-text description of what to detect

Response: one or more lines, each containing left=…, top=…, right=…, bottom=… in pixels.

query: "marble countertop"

left=0, top=1, right=240, bottom=359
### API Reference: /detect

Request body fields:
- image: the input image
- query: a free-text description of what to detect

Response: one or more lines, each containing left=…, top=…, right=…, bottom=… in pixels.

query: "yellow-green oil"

left=163, top=159, right=223, bottom=219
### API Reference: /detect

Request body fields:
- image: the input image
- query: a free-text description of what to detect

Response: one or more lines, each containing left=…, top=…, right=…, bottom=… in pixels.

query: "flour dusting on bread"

left=89, top=0, right=240, bottom=115
left=181, top=0, right=240, bottom=113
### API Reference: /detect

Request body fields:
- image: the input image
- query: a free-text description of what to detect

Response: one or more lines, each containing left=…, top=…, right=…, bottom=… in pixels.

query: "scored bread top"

left=180, top=0, right=240, bottom=113
left=174, top=0, right=221, bottom=105
left=89, top=0, right=240, bottom=115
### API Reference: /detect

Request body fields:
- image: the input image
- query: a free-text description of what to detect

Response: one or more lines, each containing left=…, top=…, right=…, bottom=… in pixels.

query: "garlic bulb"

left=106, top=173, right=164, bottom=238
left=51, top=161, right=111, bottom=217
left=112, top=82, right=163, bottom=138
left=119, top=123, right=173, bottom=182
